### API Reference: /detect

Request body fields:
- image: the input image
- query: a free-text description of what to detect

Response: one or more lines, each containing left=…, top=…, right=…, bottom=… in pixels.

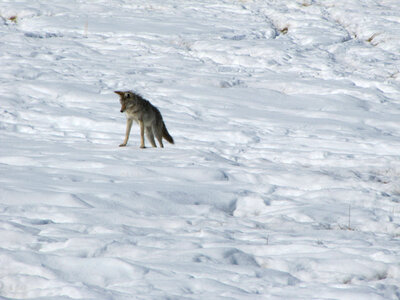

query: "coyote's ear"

left=114, top=91, right=124, bottom=97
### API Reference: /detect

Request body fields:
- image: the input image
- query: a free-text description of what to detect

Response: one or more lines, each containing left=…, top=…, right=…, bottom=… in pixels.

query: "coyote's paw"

left=119, top=143, right=127, bottom=147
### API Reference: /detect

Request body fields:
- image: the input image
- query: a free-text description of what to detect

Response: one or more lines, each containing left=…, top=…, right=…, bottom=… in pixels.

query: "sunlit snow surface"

left=1, top=0, right=400, bottom=299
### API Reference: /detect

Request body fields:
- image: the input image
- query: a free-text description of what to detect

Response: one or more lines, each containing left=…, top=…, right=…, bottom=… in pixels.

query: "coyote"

left=115, top=91, right=174, bottom=148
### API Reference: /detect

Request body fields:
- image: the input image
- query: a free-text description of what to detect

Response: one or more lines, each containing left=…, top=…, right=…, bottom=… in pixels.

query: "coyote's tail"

left=162, top=123, right=174, bottom=144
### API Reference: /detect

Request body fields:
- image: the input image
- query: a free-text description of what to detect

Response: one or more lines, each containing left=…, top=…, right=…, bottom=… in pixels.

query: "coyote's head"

left=114, top=91, right=137, bottom=113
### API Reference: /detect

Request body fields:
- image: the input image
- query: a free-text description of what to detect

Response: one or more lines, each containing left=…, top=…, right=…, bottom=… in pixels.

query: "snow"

left=1, top=0, right=400, bottom=299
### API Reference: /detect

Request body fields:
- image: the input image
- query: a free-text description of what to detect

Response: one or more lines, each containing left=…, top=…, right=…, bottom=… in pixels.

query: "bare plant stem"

left=348, top=204, right=351, bottom=230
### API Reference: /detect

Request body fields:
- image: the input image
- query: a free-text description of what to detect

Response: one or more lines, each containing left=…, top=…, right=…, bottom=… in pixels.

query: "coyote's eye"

left=125, top=93, right=130, bottom=98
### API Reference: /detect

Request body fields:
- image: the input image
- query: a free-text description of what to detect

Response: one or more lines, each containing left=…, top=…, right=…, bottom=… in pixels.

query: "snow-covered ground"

left=1, top=0, right=400, bottom=299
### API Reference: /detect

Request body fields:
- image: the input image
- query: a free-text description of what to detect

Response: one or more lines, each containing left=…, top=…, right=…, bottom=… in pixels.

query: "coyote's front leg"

left=139, top=120, right=145, bottom=148
left=120, top=119, right=133, bottom=147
